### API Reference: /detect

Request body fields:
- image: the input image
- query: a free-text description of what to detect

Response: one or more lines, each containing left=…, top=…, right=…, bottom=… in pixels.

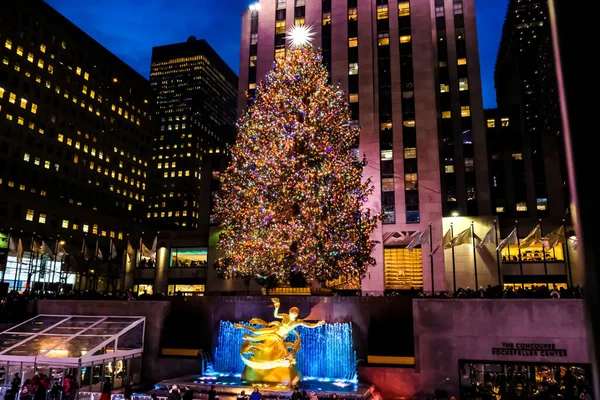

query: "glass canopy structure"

left=0, top=315, right=145, bottom=392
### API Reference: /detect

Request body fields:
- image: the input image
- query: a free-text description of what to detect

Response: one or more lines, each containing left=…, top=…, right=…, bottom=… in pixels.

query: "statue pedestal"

left=241, top=365, right=301, bottom=385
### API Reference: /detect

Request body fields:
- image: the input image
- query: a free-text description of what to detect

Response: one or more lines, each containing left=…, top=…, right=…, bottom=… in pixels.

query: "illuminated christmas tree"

left=215, top=26, right=380, bottom=283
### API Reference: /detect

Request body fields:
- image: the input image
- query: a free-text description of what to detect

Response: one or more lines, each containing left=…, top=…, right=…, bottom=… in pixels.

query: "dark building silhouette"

left=495, top=0, right=567, bottom=219
left=148, top=37, right=238, bottom=230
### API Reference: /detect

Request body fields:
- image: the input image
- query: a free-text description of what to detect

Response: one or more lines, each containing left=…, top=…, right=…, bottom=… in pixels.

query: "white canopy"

left=0, top=315, right=145, bottom=366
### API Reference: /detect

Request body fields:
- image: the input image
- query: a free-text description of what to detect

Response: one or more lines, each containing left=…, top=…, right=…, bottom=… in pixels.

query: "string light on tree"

left=286, top=25, right=316, bottom=48
left=214, top=43, right=381, bottom=284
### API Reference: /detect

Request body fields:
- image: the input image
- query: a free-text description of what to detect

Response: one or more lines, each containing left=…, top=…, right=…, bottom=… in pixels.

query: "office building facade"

left=237, top=0, right=490, bottom=294
left=148, top=38, right=238, bottom=230
left=495, top=0, right=567, bottom=220
left=0, top=0, right=153, bottom=290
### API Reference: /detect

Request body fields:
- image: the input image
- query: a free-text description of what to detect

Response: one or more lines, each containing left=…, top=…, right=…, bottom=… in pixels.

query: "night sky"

left=46, top=0, right=507, bottom=109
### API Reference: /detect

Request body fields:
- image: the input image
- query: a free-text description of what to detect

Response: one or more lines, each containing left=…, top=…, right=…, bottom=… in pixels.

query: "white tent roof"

left=0, top=315, right=145, bottom=366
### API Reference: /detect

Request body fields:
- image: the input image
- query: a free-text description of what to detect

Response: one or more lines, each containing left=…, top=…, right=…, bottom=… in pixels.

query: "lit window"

left=83, top=224, right=89, bottom=233
left=34, top=157, right=40, bottom=166
left=442, top=111, right=451, bottom=119
left=20, top=185, right=25, bottom=191
left=377, top=5, right=389, bottom=19
left=0, top=87, right=4, bottom=98
left=536, top=198, right=548, bottom=211
left=276, top=20, right=286, bottom=35
left=400, top=35, right=412, bottom=43
left=512, top=152, right=523, bottom=160
left=275, top=47, right=285, bottom=60
left=349, top=37, right=358, bottom=47
left=378, top=33, right=390, bottom=46
left=323, top=12, right=331, bottom=25
left=464, top=158, right=474, bottom=172
left=487, top=119, right=496, bottom=128
left=249, top=83, right=256, bottom=90
left=458, top=58, right=467, bottom=65
left=2, top=56, right=8, bottom=65
left=381, top=149, right=393, bottom=160
left=40, top=190, right=46, bottom=196
left=23, top=152, right=31, bottom=162
left=459, top=77, right=469, bottom=91
left=349, top=63, right=359, bottom=75
left=403, top=120, right=416, bottom=127
left=27, top=53, right=34, bottom=63
left=17, top=117, right=24, bottom=126
left=453, top=2, right=463, bottom=14
left=37, top=59, right=44, bottom=69
left=435, top=6, right=444, bottom=17
left=28, top=121, right=35, bottom=130
left=48, top=64, right=54, bottom=74
left=76, top=67, right=82, bottom=75
left=31, top=103, right=37, bottom=114
left=404, top=147, right=416, bottom=159
left=251, top=33, right=258, bottom=45
left=39, top=213, right=46, bottom=224
left=26, top=209, right=34, bottom=221
left=40, top=44, right=46, bottom=53
left=20, top=98, right=27, bottom=109
left=84, top=72, right=89, bottom=80
left=44, top=160, right=50, bottom=169
left=445, top=165, right=455, bottom=173
left=496, top=207, right=505, bottom=213
left=439, top=61, right=447, bottom=67
left=61, top=220, right=69, bottom=228
left=516, top=202, right=527, bottom=212
left=461, top=105, right=471, bottom=117
left=405, top=173, right=418, bottom=190
left=398, top=2, right=410, bottom=17
left=349, top=93, right=359, bottom=103
left=16, top=46, right=23, bottom=56
left=440, top=84, right=450, bottom=93
left=92, top=224, right=98, bottom=235
left=348, top=8, right=358, bottom=21
left=6, top=114, right=13, bottom=121
left=9, top=93, right=16, bottom=104
left=501, top=117, right=510, bottom=127
left=14, top=62, right=21, bottom=72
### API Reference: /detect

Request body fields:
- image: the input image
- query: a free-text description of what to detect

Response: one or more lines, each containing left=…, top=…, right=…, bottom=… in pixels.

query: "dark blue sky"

left=46, top=0, right=507, bottom=109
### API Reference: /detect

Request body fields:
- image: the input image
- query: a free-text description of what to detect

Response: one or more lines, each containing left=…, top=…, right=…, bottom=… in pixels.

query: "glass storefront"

left=169, top=247, right=207, bottom=268
left=132, top=284, right=153, bottom=296
left=167, top=284, right=205, bottom=296
left=1, top=255, right=76, bottom=291
left=459, top=361, right=593, bottom=400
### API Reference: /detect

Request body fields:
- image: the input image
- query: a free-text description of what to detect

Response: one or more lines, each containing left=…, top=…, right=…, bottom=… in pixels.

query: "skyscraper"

left=0, top=0, right=153, bottom=239
left=237, top=0, right=489, bottom=294
left=495, top=0, right=567, bottom=219
left=148, top=37, right=238, bottom=230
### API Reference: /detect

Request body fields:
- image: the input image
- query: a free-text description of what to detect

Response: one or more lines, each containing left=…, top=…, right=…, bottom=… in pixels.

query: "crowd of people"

left=2, top=373, right=79, bottom=400
left=417, top=284, right=585, bottom=299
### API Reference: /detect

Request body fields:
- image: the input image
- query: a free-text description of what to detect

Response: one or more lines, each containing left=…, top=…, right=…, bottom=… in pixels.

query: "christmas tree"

left=215, top=28, right=380, bottom=283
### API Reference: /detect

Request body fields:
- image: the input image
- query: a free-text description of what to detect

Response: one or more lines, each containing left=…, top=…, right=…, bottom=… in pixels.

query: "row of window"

left=4, top=38, right=150, bottom=123
left=23, top=208, right=125, bottom=239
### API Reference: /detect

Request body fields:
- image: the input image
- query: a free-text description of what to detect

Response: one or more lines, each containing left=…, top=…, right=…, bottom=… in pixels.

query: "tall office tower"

left=495, top=0, right=566, bottom=219
left=0, top=0, right=153, bottom=240
left=237, top=0, right=489, bottom=294
left=148, top=37, right=238, bottom=230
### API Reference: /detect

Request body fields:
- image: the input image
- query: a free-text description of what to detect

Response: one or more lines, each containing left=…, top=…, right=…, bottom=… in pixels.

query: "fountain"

left=214, top=320, right=357, bottom=382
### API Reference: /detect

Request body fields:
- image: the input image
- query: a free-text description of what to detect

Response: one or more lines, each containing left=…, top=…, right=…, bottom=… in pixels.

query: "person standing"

left=124, top=378, right=133, bottom=400
left=208, top=385, right=217, bottom=400
left=237, top=390, right=248, bottom=400
left=291, top=387, right=302, bottom=400
left=100, top=378, right=112, bottom=400
left=250, top=387, right=262, bottom=400
left=183, top=386, right=194, bottom=400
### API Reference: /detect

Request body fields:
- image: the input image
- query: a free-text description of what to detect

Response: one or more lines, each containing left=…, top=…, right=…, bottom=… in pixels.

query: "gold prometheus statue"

left=235, top=297, right=325, bottom=384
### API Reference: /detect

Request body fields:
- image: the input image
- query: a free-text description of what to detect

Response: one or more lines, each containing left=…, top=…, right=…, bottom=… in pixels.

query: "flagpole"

left=15, top=232, right=23, bottom=291
left=1, top=229, right=10, bottom=284
left=450, top=222, right=456, bottom=293
left=429, top=224, right=434, bottom=295
left=123, top=233, right=130, bottom=292
left=52, top=236, right=59, bottom=291
left=471, top=221, right=478, bottom=290
left=139, top=233, right=143, bottom=269
left=515, top=220, right=524, bottom=288
left=539, top=219, right=549, bottom=287
left=494, top=220, right=502, bottom=287
left=563, top=218, right=573, bottom=286
left=26, top=234, right=35, bottom=291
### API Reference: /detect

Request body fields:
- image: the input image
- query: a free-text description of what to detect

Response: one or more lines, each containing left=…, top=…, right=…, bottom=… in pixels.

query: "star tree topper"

left=286, top=24, right=316, bottom=48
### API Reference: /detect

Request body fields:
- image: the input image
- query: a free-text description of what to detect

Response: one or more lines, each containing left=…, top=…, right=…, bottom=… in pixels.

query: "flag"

left=407, top=230, right=429, bottom=251
left=16, top=238, right=24, bottom=263
left=126, top=241, right=135, bottom=263
left=95, top=240, right=103, bottom=261
left=450, top=227, right=472, bottom=248
left=57, top=244, right=68, bottom=258
left=433, top=229, right=452, bottom=254
left=477, top=226, right=495, bottom=248
left=141, top=241, right=152, bottom=258
left=110, top=242, right=118, bottom=260
left=496, top=228, right=518, bottom=251
left=8, top=236, right=18, bottom=253
left=150, top=236, right=158, bottom=261
left=520, top=225, right=541, bottom=248
left=541, top=226, right=566, bottom=251
left=41, top=241, right=54, bottom=257
left=82, top=238, right=90, bottom=260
